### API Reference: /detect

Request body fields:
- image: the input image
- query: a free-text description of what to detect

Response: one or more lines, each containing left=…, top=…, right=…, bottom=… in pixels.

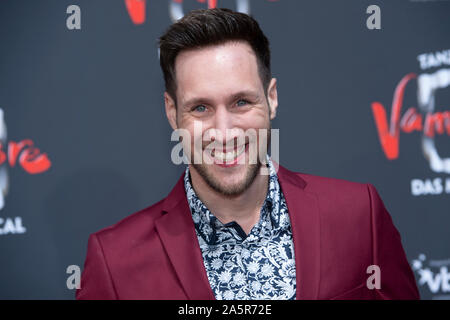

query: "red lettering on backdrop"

left=424, top=111, right=450, bottom=137
left=399, top=107, right=423, bottom=133
left=173, top=0, right=217, bottom=7
left=197, top=0, right=218, bottom=8
left=371, top=73, right=417, bottom=160
left=8, top=140, right=51, bottom=174
left=371, top=73, right=450, bottom=160
left=125, top=0, right=146, bottom=25
left=125, top=0, right=219, bottom=25
left=0, top=143, right=6, bottom=165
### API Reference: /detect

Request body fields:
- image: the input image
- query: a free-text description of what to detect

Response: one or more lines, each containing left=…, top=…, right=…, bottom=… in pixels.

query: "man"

left=76, top=8, right=419, bottom=300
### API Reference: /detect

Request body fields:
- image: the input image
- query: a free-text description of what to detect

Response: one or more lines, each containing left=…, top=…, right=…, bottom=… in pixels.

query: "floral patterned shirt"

left=183, top=156, right=297, bottom=300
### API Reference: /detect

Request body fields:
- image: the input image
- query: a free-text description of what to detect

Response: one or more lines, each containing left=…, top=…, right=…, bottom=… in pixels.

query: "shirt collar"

left=183, top=155, right=285, bottom=245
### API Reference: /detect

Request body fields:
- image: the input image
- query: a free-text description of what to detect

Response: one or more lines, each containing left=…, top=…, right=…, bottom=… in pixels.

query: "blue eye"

left=237, top=99, right=248, bottom=107
left=194, top=105, right=206, bottom=112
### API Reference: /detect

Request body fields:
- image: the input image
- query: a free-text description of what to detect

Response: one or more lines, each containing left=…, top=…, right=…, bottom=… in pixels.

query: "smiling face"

left=165, top=40, right=278, bottom=196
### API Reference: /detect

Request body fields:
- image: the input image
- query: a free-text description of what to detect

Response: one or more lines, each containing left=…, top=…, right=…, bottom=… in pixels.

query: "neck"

left=189, top=165, right=269, bottom=235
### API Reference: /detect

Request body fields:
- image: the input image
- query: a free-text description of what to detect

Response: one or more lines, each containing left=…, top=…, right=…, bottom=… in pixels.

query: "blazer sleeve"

left=75, top=233, right=118, bottom=300
left=367, top=183, right=420, bottom=300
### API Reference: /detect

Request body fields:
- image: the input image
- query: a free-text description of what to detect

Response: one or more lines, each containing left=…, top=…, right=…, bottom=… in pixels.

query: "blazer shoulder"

left=294, top=170, right=368, bottom=194
left=281, top=167, right=373, bottom=215
left=93, top=197, right=166, bottom=243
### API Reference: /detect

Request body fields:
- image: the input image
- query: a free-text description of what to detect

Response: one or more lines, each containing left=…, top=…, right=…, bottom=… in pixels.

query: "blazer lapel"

left=154, top=174, right=215, bottom=300
left=277, top=163, right=321, bottom=300
left=154, top=163, right=321, bottom=300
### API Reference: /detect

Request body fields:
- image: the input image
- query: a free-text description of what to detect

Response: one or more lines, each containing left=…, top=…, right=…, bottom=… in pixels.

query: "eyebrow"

left=181, top=90, right=261, bottom=108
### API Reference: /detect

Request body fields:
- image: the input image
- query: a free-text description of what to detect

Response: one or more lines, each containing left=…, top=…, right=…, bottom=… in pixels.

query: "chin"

left=193, top=162, right=261, bottom=197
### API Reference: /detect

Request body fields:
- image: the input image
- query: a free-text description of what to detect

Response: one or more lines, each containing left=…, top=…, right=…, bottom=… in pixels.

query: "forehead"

left=174, top=41, right=263, bottom=103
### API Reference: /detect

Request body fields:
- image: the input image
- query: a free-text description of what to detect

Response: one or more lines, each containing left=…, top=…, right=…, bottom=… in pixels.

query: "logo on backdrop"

left=125, top=0, right=279, bottom=24
left=412, top=254, right=450, bottom=300
left=0, top=108, right=52, bottom=236
left=371, top=49, right=450, bottom=196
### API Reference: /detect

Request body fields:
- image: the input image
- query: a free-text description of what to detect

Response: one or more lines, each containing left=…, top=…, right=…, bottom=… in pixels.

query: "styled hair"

left=158, top=8, right=271, bottom=102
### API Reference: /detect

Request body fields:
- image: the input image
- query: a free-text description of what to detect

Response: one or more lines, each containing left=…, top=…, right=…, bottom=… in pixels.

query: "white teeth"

left=212, top=145, right=246, bottom=162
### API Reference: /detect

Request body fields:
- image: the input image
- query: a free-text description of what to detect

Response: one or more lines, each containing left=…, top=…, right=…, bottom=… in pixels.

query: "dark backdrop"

left=0, top=0, right=449, bottom=299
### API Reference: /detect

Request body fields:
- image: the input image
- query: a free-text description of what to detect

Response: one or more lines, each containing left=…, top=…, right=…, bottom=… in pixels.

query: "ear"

left=267, top=78, right=278, bottom=120
left=164, top=91, right=178, bottom=130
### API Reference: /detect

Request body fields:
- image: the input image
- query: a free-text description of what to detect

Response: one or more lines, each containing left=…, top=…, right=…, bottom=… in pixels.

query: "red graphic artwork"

left=0, top=140, right=51, bottom=174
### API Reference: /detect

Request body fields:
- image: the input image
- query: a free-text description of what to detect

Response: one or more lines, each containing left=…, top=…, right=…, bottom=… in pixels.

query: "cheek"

left=241, top=114, right=270, bottom=132
left=245, top=113, right=271, bottom=146
left=237, top=108, right=270, bottom=128
left=178, top=112, right=192, bottom=127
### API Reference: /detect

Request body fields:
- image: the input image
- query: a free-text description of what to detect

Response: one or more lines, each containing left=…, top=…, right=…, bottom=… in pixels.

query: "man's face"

left=165, top=41, right=278, bottom=196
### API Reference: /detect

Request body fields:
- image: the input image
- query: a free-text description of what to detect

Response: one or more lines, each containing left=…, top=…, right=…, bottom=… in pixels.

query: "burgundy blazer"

left=76, top=164, right=420, bottom=300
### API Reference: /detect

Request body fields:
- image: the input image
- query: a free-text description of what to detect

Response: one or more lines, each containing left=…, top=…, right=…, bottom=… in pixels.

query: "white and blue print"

left=184, top=155, right=297, bottom=300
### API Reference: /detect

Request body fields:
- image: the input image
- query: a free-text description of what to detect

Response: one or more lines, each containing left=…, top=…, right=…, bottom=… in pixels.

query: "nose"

left=208, top=106, right=240, bottom=149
